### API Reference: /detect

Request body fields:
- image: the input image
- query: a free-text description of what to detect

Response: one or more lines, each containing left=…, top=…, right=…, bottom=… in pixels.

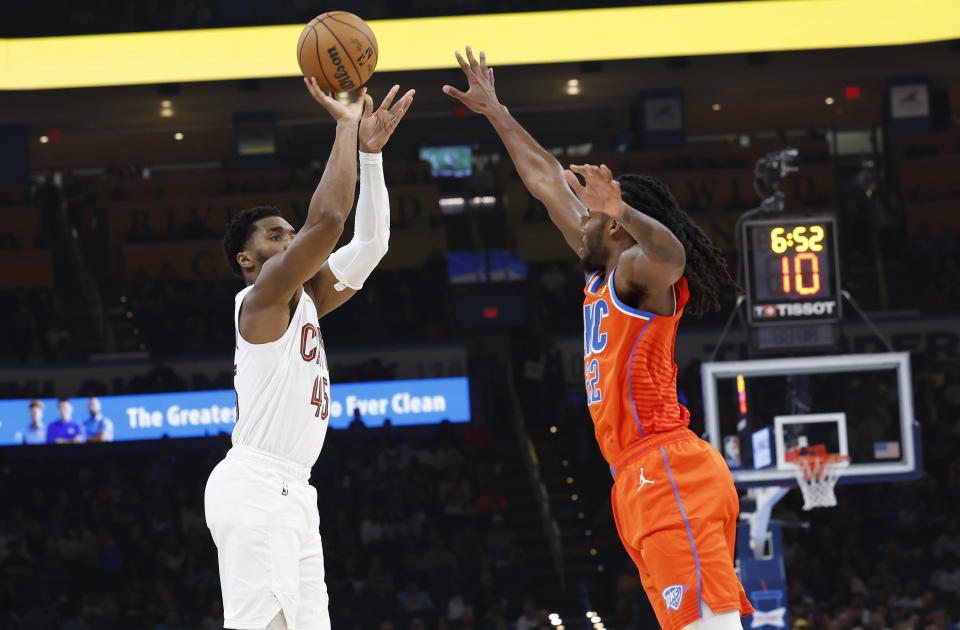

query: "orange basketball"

left=297, top=12, right=378, bottom=93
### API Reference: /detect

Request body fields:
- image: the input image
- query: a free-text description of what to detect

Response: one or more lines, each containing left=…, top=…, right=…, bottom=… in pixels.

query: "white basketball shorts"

left=204, top=445, right=330, bottom=630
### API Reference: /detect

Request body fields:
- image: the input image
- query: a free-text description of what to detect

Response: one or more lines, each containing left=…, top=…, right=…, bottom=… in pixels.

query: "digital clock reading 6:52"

left=742, top=215, right=841, bottom=325
left=769, top=225, right=825, bottom=295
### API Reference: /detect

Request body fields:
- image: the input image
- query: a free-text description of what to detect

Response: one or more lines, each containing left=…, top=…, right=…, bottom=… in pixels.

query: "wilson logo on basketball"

left=326, top=46, right=356, bottom=91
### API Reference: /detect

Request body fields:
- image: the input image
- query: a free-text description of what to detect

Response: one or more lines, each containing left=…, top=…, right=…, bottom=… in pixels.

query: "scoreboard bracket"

left=710, top=212, right=893, bottom=359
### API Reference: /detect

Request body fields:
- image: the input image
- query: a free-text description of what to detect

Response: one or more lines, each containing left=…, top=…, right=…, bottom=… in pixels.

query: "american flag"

left=874, top=441, right=901, bottom=460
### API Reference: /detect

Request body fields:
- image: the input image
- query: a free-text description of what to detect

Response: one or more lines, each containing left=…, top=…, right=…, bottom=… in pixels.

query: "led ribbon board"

left=2, top=0, right=959, bottom=90
left=0, top=377, right=470, bottom=445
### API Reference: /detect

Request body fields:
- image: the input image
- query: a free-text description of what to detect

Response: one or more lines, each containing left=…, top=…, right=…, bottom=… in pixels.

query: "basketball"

left=297, top=12, right=378, bottom=93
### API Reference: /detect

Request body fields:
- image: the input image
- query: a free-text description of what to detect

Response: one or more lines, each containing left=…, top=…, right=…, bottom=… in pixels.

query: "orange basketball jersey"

left=582, top=268, right=690, bottom=465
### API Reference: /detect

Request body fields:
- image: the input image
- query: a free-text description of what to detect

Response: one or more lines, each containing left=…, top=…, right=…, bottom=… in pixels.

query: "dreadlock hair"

left=617, top=174, right=739, bottom=316
left=222, top=205, right=281, bottom=277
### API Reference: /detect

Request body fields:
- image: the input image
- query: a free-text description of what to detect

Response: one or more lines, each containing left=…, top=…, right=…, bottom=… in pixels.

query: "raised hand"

left=564, top=164, right=624, bottom=217
left=303, top=77, right=368, bottom=125
left=359, top=84, right=415, bottom=153
left=442, top=46, right=500, bottom=116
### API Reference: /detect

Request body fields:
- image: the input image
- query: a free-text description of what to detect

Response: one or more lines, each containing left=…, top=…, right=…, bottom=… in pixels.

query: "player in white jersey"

left=204, top=77, right=414, bottom=630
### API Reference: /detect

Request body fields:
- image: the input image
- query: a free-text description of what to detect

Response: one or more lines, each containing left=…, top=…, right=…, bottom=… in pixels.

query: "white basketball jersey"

left=231, top=285, right=331, bottom=468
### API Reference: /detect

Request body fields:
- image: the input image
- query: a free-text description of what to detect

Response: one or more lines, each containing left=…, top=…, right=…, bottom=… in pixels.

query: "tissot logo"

left=754, top=301, right=836, bottom=318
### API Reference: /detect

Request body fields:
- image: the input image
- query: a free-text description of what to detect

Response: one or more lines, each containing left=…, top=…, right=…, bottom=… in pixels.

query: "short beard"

left=579, top=231, right=608, bottom=274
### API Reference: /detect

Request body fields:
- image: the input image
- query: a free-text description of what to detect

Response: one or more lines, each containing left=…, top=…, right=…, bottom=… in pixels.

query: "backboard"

left=701, top=352, right=919, bottom=488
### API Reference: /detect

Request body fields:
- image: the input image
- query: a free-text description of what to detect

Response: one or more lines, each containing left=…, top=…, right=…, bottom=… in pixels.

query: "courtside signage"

left=0, top=377, right=470, bottom=446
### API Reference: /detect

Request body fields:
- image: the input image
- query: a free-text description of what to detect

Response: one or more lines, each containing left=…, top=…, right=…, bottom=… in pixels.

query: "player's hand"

left=304, top=77, right=368, bottom=125
left=359, top=84, right=415, bottom=153
left=442, top=46, right=501, bottom=116
left=564, top=164, right=625, bottom=218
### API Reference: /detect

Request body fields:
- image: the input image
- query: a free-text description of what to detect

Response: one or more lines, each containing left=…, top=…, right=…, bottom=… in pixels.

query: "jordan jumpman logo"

left=637, top=468, right=655, bottom=491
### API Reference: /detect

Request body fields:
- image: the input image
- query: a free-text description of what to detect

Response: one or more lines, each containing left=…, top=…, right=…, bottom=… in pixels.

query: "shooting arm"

left=308, top=151, right=390, bottom=317
left=250, top=120, right=358, bottom=306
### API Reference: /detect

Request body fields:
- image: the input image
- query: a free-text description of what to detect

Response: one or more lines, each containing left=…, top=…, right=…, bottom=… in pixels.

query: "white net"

left=789, top=454, right=850, bottom=511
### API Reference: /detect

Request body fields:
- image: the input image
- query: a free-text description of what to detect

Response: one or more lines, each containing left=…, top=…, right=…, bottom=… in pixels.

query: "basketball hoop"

left=788, top=453, right=849, bottom=510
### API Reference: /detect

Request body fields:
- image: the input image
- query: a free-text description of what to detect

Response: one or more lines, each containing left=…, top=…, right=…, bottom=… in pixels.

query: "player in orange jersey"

left=445, top=47, right=753, bottom=630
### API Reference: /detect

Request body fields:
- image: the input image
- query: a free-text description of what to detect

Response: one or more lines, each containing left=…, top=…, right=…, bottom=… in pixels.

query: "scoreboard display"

left=742, top=215, right=841, bottom=325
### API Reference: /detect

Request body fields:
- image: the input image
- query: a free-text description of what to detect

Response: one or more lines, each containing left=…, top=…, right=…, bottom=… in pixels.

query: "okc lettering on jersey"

left=583, top=300, right=609, bottom=356
left=583, top=300, right=609, bottom=404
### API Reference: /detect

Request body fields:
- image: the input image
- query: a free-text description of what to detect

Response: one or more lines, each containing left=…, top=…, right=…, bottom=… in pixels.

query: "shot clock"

left=742, top=215, right=841, bottom=325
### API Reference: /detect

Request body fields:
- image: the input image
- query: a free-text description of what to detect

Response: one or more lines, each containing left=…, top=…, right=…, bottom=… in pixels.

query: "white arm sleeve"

left=327, top=151, right=390, bottom=291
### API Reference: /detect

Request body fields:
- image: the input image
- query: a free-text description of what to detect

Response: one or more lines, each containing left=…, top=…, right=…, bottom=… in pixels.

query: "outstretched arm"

left=306, top=84, right=415, bottom=318
left=443, top=46, right=587, bottom=257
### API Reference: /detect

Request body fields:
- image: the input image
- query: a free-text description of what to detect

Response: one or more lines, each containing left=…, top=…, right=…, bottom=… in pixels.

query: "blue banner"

left=0, top=377, right=470, bottom=446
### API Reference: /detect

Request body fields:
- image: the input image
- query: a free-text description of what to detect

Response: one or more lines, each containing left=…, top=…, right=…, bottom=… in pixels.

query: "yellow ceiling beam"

left=2, top=0, right=958, bottom=90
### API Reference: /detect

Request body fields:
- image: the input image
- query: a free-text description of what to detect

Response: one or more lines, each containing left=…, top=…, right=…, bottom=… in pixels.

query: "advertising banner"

left=0, top=377, right=470, bottom=446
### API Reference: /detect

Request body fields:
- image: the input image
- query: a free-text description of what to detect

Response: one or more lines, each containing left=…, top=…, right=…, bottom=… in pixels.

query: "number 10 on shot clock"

left=742, top=215, right=841, bottom=325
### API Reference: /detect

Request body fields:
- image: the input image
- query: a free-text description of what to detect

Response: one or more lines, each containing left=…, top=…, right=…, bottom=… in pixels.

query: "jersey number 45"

left=311, top=376, right=330, bottom=421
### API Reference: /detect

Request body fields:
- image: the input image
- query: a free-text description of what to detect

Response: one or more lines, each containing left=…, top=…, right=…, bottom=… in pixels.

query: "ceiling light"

left=161, top=99, right=172, bottom=108
left=550, top=425, right=558, bottom=433
left=825, top=97, right=835, bottom=105
left=567, top=78, right=579, bottom=88
left=566, top=85, right=581, bottom=95
left=548, top=614, right=559, bottom=621
left=712, top=103, right=721, bottom=111
left=161, top=107, right=174, bottom=117
left=336, top=92, right=351, bottom=105
left=571, top=493, right=579, bottom=501
left=39, top=135, right=49, bottom=143
left=174, top=132, right=184, bottom=140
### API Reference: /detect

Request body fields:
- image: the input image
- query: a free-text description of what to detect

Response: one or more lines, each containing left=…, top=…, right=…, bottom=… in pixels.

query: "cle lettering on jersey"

left=299, top=323, right=328, bottom=369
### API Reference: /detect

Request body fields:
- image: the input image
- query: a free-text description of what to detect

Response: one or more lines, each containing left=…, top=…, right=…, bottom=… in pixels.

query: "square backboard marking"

left=773, top=412, right=848, bottom=470
left=701, top=352, right=915, bottom=487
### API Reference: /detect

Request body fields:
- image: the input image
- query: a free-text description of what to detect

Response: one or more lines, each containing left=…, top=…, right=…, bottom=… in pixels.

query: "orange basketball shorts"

left=609, top=427, right=754, bottom=630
